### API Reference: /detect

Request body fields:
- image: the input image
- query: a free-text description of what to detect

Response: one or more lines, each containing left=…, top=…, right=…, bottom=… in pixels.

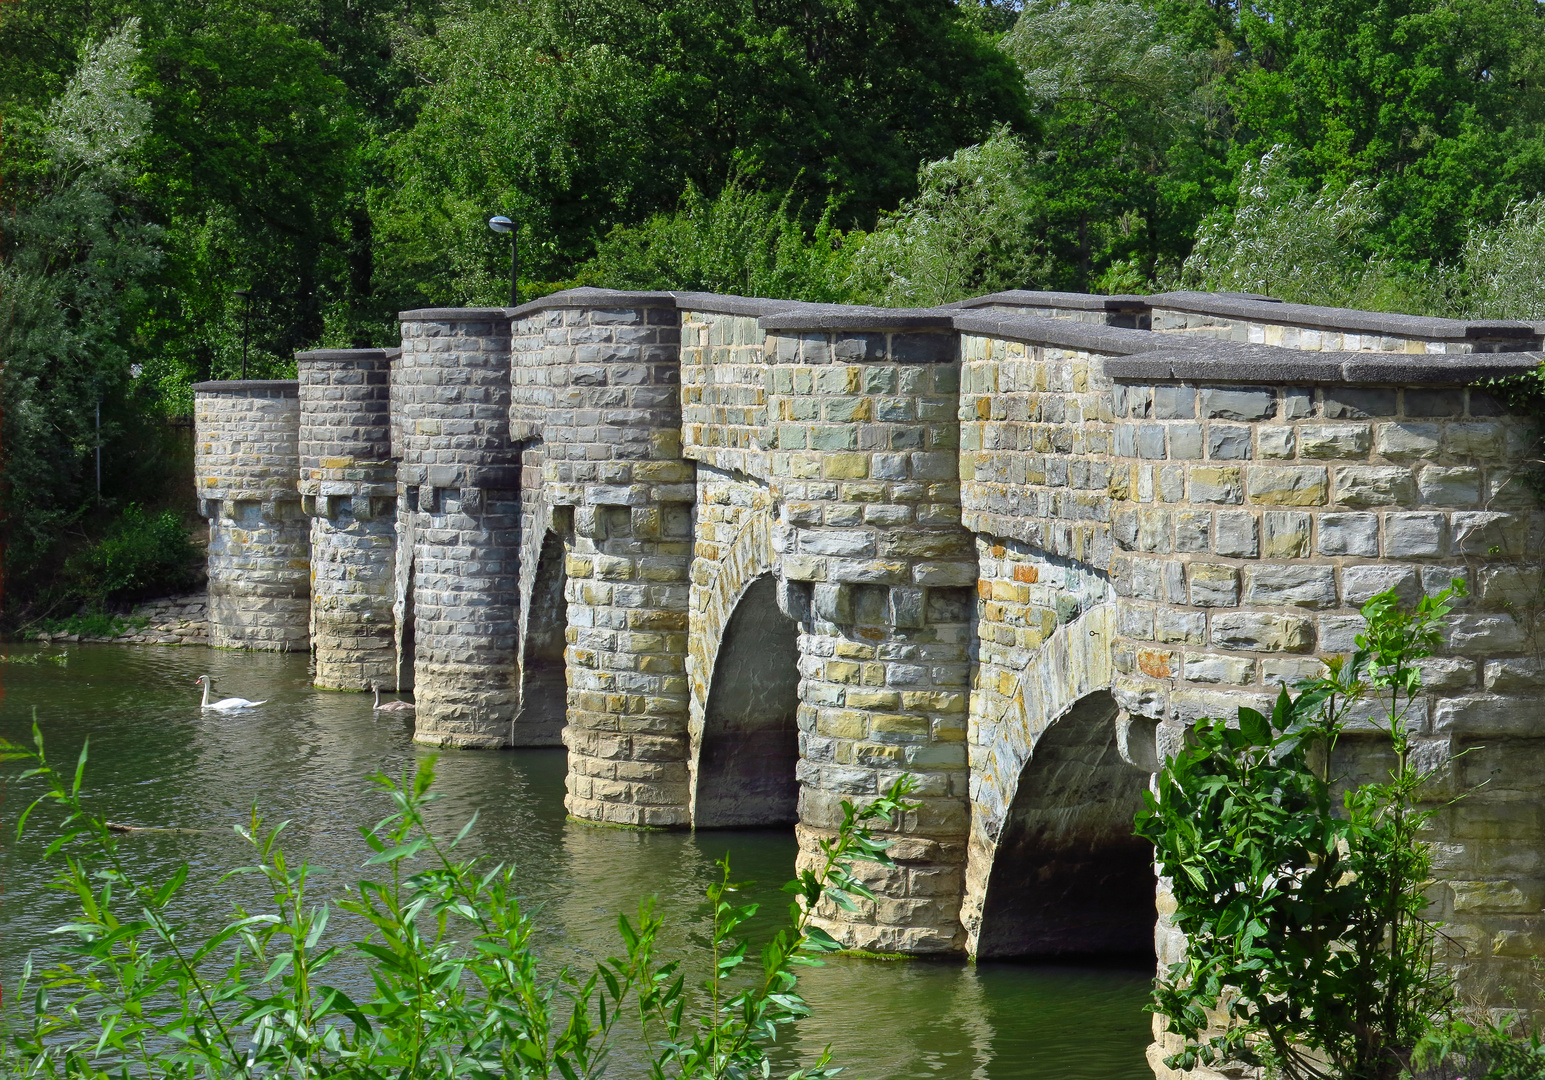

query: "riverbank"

left=32, top=592, right=209, bottom=647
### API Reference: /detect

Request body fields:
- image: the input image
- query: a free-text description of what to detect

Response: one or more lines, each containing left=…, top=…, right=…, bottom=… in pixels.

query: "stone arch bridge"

left=195, top=287, right=1545, bottom=1070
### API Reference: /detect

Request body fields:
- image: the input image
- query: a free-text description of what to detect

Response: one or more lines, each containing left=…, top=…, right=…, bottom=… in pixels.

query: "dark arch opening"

left=515, top=530, right=567, bottom=746
left=694, top=574, right=801, bottom=828
left=976, top=691, right=1155, bottom=960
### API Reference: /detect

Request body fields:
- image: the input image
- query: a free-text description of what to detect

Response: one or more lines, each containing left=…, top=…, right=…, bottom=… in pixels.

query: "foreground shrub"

left=1138, top=583, right=1463, bottom=1079
left=0, top=731, right=914, bottom=1079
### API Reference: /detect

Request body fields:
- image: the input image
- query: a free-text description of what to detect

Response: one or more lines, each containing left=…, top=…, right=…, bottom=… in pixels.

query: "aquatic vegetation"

left=0, top=729, right=915, bottom=1079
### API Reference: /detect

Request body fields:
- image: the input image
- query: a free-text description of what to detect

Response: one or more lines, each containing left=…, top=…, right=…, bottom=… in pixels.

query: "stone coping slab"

left=1148, top=289, right=1536, bottom=341
left=192, top=380, right=300, bottom=394
left=295, top=348, right=391, bottom=360
left=952, top=311, right=1167, bottom=354
left=396, top=307, right=509, bottom=321
left=670, top=291, right=803, bottom=317
left=1104, top=346, right=1544, bottom=384
left=946, top=289, right=1151, bottom=312
left=758, top=304, right=956, bottom=332
left=508, top=287, right=803, bottom=319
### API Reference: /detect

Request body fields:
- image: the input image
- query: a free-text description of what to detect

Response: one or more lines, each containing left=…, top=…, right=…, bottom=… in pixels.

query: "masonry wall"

left=297, top=349, right=397, bottom=690
left=511, top=295, right=695, bottom=824
left=1101, top=373, right=1545, bottom=1065
left=395, top=310, right=522, bottom=747
left=196, top=283, right=1545, bottom=1079
left=194, top=381, right=310, bottom=652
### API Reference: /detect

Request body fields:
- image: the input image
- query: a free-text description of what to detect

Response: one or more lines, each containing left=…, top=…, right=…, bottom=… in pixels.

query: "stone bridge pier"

left=193, top=379, right=310, bottom=651
left=395, top=309, right=522, bottom=746
left=297, top=349, right=397, bottom=689
left=202, top=285, right=1545, bottom=1073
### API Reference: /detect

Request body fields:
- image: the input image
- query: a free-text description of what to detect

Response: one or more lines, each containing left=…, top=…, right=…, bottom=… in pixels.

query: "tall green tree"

left=0, top=21, right=162, bottom=580
left=373, top=0, right=1031, bottom=308
left=1002, top=0, right=1221, bottom=289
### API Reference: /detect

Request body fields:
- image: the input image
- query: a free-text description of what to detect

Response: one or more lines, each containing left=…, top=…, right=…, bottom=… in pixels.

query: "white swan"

left=372, top=681, right=415, bottom=714
left=196, top=675, right=266, bottom=711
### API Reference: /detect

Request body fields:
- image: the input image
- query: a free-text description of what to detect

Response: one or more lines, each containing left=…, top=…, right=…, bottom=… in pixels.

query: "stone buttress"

left=759, top=308, right=979, bottom=954
left=297, top=349, right=397, bottom=690
left=510, top=292, right=694, bottom=822
left=193, top=379, right=310, bottom=651
left=395, top=309, right=522, bottom=747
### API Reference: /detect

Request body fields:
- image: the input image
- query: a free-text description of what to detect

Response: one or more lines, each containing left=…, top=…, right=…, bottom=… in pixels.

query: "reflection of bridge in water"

left=194, top=287, right=1545, bottom=1073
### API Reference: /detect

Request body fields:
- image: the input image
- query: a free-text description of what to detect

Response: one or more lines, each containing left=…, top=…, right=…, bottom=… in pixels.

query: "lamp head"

left=232, top=288, right=253, bottom=300
left=488, top=215, right=515, bottom=234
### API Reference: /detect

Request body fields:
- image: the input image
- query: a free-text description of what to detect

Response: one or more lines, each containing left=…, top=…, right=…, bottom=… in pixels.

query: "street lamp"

left=233, top=288, right=254, bottom=379
left=489, top=215, right=518, bottom=306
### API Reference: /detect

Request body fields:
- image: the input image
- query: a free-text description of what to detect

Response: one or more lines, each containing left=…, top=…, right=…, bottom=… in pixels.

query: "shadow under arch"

left=975, top=690, right=1154, bottom=960
left=693, top=574, right=800, bottom=828
left=515, top=529, right=567, bottom=745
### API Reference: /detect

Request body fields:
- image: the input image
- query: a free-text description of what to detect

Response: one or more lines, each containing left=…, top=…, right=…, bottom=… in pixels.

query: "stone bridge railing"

left=195, top=288, right=1545, bottom=1075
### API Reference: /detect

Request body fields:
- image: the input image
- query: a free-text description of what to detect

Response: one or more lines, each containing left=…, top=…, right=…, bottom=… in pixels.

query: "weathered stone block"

left=1210, top=611, right=1314, bottom=652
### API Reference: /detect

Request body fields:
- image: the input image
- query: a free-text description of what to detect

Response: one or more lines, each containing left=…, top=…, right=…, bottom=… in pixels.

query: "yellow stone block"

left=823, top=453, right=869, bottom=480
left=869, top=712, right=929, bottom=737
left=846, top=689, right=900, bottom=709
left=824, top=660, right=861, bottom=683
left=817, top=710, right=869, bottom=739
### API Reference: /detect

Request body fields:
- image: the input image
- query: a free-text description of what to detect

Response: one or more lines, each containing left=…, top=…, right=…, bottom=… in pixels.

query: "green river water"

left=0, top=645, right=1154, bottom=1078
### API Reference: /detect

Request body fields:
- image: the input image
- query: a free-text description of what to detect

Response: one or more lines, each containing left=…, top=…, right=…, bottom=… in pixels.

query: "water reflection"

left=0, top=645, right=1151, bottom=1079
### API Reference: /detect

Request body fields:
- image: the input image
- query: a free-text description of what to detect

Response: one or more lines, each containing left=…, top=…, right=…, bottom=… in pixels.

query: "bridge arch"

left=685, top=505, right=801, bottom=827
left=963, top=601, right=1149, bottom=955
left=513, top=441, right=567, bottom=746
left=973, top=687, right=1155, bottom=959
left=694, top=573, right=801, bottom=826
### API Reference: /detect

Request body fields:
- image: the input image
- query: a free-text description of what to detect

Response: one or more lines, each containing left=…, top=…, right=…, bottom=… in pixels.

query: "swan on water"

left=372, top=681, right=415, bottom=714
left=195, top=675, right=266, bottom=711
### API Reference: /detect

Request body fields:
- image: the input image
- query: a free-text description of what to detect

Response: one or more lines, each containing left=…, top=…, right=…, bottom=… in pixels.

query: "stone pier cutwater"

left=196, top=287, right=1545, bottom=1075
left=193, top=379, right=309, bottom=652
left=297, top=349, right=397, bottom=689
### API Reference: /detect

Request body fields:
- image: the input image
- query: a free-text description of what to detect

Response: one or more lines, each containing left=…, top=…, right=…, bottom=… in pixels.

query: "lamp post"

left=233, top=288, right=254, bottom=379
left=488, top=215, right=517, bottom=306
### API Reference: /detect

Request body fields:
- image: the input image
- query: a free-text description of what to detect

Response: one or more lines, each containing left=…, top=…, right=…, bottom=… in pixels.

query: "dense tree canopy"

left=6, top=0, right=1545, bottom=607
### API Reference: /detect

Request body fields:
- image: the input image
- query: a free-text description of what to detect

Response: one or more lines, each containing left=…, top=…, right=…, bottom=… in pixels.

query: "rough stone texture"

left=511, top=299, right=693, bottom=822
left=191, top=285, right=1545, bottom=1077
left=679, top=307, right=978, bottom=954
left=194, top=381, right=310, bottom=651
left=1147, top=290, right=1540, bottom=353
left=57, top=593, right=209, bottom=646
left=396, top=312, right=521, bottom=747
left=298, top=349, right=397, bottom=690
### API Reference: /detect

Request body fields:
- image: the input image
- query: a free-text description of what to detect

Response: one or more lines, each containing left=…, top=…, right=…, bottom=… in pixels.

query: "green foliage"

left=1137, top=582, right=1466, bottom=1079
left=0, top=726, right=918, bottom=1079
left=1001, top=0, right=1217, bottom=289
left=374, top=0, right=1029, bottom=309
left=1415, top=1018, right=1545, bottom=1079
left=62, top=504, right=201, bottom=605
left=1220, top=0, right=1545, bottom=264
left=1180, top=146, right=1392, bottom=306
left=578, top=179, right=856, bottom=303
left=0, top=22, right=163, bottom=580
left=849, top=126, right=1041, bottom=306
